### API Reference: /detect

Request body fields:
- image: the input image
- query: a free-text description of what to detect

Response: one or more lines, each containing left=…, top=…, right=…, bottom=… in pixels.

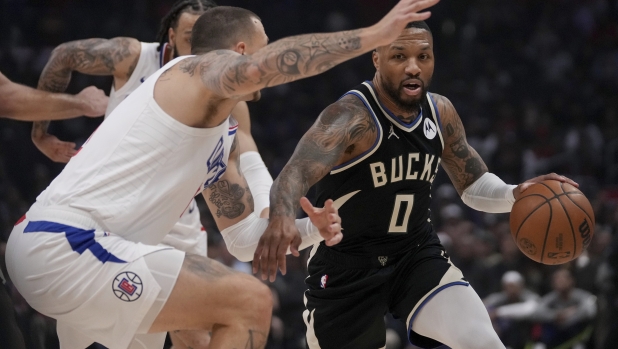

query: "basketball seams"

left=539, top=199, right=553, bottom=264
left=539, top=182, right=558, bottom=195
left=560, top=184, right=594, bottom=225
left=514, top=194, right=551, bottom=240
left=554, top=196, right=578, bottom=260
left=565, top=194, right=594, bottom=224
left=511, top=181, right=594, bottom=265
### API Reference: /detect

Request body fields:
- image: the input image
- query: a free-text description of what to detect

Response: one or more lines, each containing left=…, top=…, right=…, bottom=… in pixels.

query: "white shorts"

left=5, top=205, right=185, bottom=349
left=161, top=199, right=207, bottom=257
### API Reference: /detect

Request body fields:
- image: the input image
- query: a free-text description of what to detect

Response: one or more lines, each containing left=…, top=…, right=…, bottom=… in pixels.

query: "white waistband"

left=26, top=203, right=105, bottom=231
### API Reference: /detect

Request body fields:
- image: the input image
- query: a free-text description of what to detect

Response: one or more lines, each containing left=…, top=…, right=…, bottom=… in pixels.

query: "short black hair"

left=191, top=6, right=261, bottom=54
left=156, top=0, right=218, bottom=51
left=406, top=21, right=432, bottom=35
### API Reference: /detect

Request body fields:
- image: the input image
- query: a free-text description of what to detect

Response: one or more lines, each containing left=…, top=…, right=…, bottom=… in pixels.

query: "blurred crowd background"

left=1, top=0, right=617, bottom=348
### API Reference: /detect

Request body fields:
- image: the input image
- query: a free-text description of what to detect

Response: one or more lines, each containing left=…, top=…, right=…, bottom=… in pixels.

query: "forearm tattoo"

left=179, top=29, right=364, bottom=96
left=270, top=96, right=376, bottom=217
left=208, top=180, right=247, bottom=219
left=433, top=94, right=488, bottom=194
left=32, top=120, right=50, bottom=139
left=34, top=37, right=138, bottom=136
left=38, top=37, right=137, bottom=93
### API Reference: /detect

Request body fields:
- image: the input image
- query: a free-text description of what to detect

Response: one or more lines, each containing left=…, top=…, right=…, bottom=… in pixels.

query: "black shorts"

left=303, top=236, right=469, bottom=349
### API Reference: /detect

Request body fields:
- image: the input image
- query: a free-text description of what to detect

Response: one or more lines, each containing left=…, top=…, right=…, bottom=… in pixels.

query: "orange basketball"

left=509, top=180, right=595, bottom=265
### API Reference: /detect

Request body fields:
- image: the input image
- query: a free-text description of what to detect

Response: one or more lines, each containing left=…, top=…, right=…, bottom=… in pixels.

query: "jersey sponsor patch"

left=112, top=271, right=143, bottom=302
left=423, top=118, right=437, bottom=140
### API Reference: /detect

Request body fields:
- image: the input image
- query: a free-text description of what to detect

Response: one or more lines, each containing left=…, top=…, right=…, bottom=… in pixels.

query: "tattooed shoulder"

left=179, top=57, right=200, bottom=77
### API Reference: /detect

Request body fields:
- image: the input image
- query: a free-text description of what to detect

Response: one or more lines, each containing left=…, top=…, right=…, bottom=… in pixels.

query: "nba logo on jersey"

left=204, top=137, right=227, bottom=188
left=112, top=271, right=143, bottom=302
left=320, top=275, right=328, bottom=288
left=423, top=118, right=437, bottom=140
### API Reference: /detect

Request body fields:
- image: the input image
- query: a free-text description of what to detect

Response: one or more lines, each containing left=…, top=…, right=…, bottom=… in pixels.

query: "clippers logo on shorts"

left=423, top=118, right=437, bottom=140
left=112, top=272, right=143, bottom=302
left=204, top=137, right=227, bottom=188
left=320, top=274, right=328, bottom=289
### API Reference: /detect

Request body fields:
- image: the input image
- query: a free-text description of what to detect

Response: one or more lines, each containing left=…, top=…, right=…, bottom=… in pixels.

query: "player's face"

left=373, top=28, right=434, bottom=112
left=169, top=12, right=201, bottom=57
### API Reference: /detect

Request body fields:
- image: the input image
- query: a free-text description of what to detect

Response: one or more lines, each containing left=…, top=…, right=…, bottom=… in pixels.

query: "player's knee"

left=228, top=275, right=272, bottom=324
left=243, top=278, right=272, bottom=322
left=454, top=326, right=503, bottom=349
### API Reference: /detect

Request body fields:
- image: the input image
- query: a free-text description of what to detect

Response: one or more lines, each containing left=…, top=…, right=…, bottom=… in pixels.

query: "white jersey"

left=104, top=42, right=163, bottom=117
left=103, top=42, right=206, bottom=254
left=37, top=56, right=237, bottom=245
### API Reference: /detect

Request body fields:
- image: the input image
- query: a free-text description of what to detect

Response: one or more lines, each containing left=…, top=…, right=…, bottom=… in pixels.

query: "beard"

left=173, top=45, right=180, bottom=59
left=380, top=74, right=431, bottom=115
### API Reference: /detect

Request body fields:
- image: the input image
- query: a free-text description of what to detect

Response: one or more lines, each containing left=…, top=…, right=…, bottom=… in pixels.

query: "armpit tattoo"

left=208, top=180, right=246, bottom=218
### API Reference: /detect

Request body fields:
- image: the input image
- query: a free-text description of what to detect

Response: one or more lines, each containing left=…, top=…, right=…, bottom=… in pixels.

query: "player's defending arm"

left=434, top=94, right=577, bottom=212
left=193, top=0, right=439, bottom=98
left=32, top=37, right=141, bottom=162
left=232, top=102, right=273, bottom=218
left=0, top=72, right=107, bottom=121
left=203, top=136, right=341, bottom=262
left=254, top=95, right=374, bottom=281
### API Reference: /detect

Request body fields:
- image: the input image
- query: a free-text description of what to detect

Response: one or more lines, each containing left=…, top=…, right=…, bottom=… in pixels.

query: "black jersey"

left=315, top=81, right=444, bottom=257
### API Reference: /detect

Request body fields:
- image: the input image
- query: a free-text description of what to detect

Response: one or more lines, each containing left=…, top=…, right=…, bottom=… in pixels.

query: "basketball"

left=509, top=180, right=595, bottom=265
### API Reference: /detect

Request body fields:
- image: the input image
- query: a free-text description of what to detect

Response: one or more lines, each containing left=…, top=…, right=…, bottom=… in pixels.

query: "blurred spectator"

left=532, top=268, right=597, bottom=349
left=484, top=271, right=540, bottom=349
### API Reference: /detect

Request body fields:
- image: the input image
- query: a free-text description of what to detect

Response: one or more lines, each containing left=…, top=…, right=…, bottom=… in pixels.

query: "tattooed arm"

left=432, top=93, right=489, bottom=195
left=434, top=93, right=579, bottom=210
left=204, top=131, right=342, bottom=263
left=190, top=0, right=438, bottom=98
left=0, top=72, right=107, bottom=121
left=203, top=135, right=256, bottom=229
left=32, top=37, right=141, bottom=162
left=252, top=95, right=377, bottom=281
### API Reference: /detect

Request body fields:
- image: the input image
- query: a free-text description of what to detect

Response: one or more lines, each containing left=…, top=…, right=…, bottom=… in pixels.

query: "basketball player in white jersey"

left=31, top=0, right=271, bottom=259
left=30, top=2, right=251, bottom=346
left=6, top=2, right=440, bottom=348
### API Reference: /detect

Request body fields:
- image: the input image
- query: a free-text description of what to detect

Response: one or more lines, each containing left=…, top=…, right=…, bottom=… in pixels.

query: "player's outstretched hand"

left=300, top=198, right=342, bottom=247
left=371, top=0, right=440, bottom=47
left=513, top=173, right=579, bottom=200
left=32, top=133, right=77, bottom=163
left=77, top=86, right=109, bottom=117
left=253, top=215, right=302, bottom=282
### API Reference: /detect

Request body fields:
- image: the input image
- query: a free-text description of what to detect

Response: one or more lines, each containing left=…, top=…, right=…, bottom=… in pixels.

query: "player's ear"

left=372, top=49, right=380, bottom=71
left=167, top=27, right=176, bottom=48
left=234, top=42, right=247, bottom=55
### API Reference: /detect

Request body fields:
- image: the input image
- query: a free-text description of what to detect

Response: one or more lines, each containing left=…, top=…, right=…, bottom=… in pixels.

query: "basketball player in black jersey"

left=256, top=21, right=578, bottom=349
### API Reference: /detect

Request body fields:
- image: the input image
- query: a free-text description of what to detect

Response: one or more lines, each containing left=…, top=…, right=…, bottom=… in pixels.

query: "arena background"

left=0, top=0, right=617, bottom=348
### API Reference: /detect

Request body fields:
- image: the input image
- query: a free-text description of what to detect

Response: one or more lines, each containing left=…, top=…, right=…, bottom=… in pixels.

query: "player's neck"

left=371, top=77, right=420, bottom=124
